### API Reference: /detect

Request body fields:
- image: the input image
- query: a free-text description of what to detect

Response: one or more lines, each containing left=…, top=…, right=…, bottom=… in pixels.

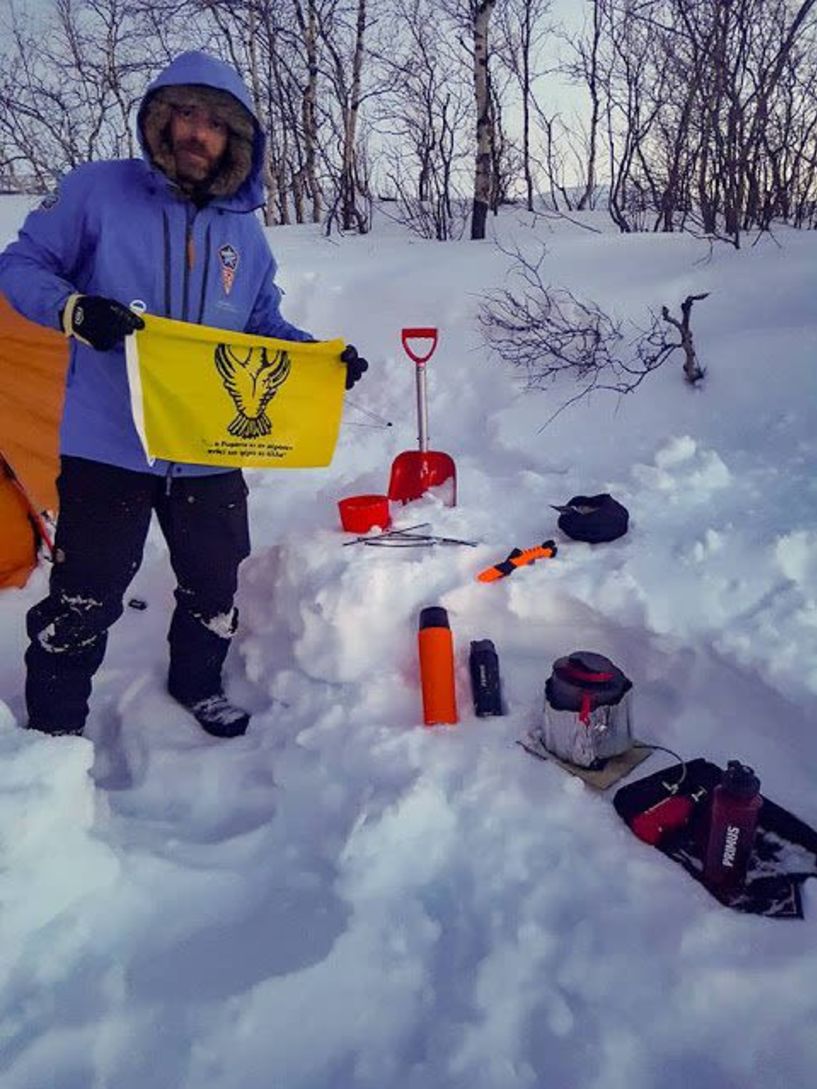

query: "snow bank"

left=1, top=200, right=816, bottom=1089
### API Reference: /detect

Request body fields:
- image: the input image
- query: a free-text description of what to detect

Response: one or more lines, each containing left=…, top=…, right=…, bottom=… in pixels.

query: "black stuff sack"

left=554, top=493, right=629, bottom=543
left=540, top=651, right=634, bottom=768
left=614, top=758, right=817, bottom=919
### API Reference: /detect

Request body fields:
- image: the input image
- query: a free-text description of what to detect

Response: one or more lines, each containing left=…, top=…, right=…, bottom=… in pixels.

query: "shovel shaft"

left=415, top=360, right=429, bottom=452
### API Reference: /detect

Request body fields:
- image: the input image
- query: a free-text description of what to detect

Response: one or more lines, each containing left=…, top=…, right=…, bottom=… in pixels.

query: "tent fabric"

left=0, top=292, right=67, bottom=513
left=0, top=460, right=38, bottom=589
left=0, top=292, right=67, bottom=588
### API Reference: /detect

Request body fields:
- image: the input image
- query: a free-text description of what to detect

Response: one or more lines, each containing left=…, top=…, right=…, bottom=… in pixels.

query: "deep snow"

left=1, top=196, right=816, bottom=1089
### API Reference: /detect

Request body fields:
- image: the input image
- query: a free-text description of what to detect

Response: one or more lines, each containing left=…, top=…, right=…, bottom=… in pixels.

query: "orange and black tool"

left=477, top=540, right=558, bottom=583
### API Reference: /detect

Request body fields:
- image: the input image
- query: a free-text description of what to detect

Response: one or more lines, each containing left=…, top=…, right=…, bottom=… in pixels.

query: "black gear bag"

left=556, top=493, right=629, bottom=543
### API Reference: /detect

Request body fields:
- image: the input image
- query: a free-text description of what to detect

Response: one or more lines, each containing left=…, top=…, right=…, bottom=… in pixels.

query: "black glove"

left=341, top=344, right=369, bottom=390
left=61, top=294, right=145, bottom=351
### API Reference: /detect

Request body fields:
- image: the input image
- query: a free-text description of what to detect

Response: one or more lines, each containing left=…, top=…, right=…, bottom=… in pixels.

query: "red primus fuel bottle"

left=702, top=761, right=763, bottom=890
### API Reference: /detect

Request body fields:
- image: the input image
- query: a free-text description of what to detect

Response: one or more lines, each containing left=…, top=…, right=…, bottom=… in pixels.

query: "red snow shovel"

left=388, top=327, right=457, bottom=506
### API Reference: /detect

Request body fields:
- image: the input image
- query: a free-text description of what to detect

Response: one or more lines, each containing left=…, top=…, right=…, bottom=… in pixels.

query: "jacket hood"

left=137, top=51, right=265, bottom=210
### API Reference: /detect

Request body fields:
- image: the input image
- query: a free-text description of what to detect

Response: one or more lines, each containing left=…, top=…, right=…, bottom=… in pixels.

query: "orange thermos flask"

left=418, top=606, right=459, bottom=726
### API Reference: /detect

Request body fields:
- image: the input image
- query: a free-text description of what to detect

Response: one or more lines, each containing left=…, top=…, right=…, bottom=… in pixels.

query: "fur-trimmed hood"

left=137, top=51, right=264, bottom=210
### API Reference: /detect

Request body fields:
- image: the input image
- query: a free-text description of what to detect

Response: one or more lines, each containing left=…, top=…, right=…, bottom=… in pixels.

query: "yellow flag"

left=125, top=314, right=346, bottom=468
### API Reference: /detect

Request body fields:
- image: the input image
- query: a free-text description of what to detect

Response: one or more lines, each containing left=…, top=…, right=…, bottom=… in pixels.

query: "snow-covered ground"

left=1, top=197, right=816, bottom=1089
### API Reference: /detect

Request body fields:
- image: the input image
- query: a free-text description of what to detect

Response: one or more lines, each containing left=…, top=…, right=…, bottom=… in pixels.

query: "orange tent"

left=0, top=293, right=68, bottom=587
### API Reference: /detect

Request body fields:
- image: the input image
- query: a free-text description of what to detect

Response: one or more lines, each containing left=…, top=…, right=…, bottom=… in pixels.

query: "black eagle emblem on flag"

left=214, top=344, right=292, bottom=439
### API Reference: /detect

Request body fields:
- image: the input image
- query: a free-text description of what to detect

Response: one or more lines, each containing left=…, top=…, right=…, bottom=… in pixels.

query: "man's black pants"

left=25, top=456, right=251, bottom=734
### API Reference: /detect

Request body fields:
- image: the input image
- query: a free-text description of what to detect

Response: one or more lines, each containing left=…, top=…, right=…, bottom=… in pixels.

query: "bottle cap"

left=419, top=606, right=450, bottom=631
left=470, top=639, right=496, bottom=656
left=722, top=760, right=760, bottom=798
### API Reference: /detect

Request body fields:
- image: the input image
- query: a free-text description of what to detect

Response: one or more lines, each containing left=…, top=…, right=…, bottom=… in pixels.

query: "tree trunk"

left=471, top=0, right=497, bottom=240
left=295, top=0, right=321, bottom=224
left=245, top=9, right=277, bottom=226
left=341, top=0, right=368, bottom=232
left=577, top=0, right=601, bottom=211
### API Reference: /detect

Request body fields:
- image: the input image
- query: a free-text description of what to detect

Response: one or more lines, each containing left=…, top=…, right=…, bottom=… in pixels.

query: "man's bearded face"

left=170, top=102, right=229, bottom=184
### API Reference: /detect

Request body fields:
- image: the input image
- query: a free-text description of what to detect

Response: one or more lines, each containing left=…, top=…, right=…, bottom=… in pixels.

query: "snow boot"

left=170, top=690, right=251, bottom=738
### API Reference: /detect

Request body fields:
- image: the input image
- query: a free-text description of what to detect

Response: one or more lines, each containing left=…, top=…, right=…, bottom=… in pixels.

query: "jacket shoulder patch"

left=219, top=244, right=239, bottom=295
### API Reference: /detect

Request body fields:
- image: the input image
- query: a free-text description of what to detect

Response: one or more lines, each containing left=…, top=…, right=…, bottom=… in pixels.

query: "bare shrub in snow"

left=479, top=246, right=707, bottom=422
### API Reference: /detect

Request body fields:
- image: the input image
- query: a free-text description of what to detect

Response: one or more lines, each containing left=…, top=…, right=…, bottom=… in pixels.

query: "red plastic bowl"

left=338, top=494, right=391, bottom=533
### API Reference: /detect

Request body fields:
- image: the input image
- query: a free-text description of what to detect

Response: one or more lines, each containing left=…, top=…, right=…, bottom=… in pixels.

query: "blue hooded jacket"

left=0, top=51, right=313, bottom=477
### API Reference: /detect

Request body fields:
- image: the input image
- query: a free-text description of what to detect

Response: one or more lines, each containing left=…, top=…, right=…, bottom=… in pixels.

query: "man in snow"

left=0, top=51, right=367, bottom=740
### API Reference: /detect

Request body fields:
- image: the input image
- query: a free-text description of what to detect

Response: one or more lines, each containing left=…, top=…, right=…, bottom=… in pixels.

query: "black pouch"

left=556, top=493, right=629, bottom=543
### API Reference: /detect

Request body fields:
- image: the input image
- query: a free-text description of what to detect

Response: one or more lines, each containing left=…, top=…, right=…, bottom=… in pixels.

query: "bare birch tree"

left=293, top=0, right=322, bottom=222
left=494, top=0, right=551, bottom=212
left=0, top=0, right=153, bottom=184
left=470, top=0, right=499, bottom=238
left=5, top=0, right=817, bottom=241
left=568, top=0, right=603, bottom=210
left=373, top=0, right=471, bottom=238
left=321, top=0, right=372, bottom=233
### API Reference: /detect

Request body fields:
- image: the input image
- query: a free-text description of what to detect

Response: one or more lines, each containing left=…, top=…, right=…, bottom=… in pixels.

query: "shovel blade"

left=388, top=451, right=457, bottom=506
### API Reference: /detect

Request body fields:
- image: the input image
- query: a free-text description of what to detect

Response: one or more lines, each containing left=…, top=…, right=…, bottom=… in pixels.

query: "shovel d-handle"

left=401, top=327, right=439, bottom=365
